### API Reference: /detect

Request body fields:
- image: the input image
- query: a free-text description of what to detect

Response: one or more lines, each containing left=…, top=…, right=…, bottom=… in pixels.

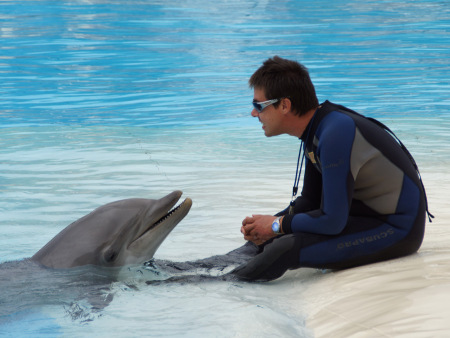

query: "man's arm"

left=282, top=112, right=355, bottom=235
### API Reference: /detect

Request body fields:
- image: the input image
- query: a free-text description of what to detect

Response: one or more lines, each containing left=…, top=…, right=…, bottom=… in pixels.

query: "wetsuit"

left=231, top=101, right=429, bottom=281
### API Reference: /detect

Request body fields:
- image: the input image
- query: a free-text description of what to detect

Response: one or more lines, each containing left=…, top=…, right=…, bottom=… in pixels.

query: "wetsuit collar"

left=300, top=101, right=335, bottom=142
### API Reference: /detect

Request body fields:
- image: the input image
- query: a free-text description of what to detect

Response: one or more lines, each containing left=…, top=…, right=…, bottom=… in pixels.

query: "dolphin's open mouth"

left=153, top=198, right=190, bottom=227
left=126, top=191, right=192, bottom=257
left=135, top=196, right=192, bottom=242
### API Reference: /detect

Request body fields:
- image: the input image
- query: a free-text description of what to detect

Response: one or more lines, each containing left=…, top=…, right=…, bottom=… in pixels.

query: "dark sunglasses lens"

left=252, top=102, right=262, bottom=112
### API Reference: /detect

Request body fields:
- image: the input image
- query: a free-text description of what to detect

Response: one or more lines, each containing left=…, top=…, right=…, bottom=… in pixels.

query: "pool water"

left=1, top=0, right=449, bottom=337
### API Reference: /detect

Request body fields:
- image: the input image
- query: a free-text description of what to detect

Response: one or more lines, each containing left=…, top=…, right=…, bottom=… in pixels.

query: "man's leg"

left=231, top=213, right=426, bottom=281
left=154, top=241, right=261, bottom=275
left=231, top=234, right=303, bottom=281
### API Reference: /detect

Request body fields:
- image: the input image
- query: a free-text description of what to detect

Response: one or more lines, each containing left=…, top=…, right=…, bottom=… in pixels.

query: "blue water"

left=1, top=0, right=449, bottom=337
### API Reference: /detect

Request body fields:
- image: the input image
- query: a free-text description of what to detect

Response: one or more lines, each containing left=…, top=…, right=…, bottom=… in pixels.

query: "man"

left=232, top=56, right=432, bottom=281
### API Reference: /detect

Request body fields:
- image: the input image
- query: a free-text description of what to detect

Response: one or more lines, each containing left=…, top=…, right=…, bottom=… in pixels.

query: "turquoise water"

left=1, top=0, right=449, bottom=337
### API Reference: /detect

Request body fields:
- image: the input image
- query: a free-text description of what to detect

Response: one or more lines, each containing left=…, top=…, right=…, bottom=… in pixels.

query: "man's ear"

left=281, top=97, right=292, bottom=114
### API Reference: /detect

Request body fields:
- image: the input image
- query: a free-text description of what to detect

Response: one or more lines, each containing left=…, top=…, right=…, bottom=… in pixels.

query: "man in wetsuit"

left=234, top=56, right=431, bottom=281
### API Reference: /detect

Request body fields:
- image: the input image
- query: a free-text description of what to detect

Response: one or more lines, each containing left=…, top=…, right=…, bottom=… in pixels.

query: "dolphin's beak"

left=138, top=194, right=193, bottom=240
left=125, top=191, right=192, bottom=260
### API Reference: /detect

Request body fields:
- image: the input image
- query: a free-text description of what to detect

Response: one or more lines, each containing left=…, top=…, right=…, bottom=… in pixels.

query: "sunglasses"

left=252, top=98, right=280, bottom=113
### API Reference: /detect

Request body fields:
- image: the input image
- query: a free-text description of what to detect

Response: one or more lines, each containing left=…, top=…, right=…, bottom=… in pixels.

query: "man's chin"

left=263, top=129, right=276, bottom=137
left=262, top=125, right=279, bottom=137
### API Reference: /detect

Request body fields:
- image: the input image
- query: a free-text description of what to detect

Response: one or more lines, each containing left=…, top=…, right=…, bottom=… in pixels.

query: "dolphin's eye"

left=104, top=249, right=118, bottom=263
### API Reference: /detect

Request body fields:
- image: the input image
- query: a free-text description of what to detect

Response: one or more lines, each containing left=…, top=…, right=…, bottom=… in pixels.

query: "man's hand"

left=241, top=214, right=278, bottom=245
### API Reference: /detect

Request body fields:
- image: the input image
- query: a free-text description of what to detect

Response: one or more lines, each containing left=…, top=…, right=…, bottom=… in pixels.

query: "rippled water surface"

left=1, top=0, right=449, bottom=337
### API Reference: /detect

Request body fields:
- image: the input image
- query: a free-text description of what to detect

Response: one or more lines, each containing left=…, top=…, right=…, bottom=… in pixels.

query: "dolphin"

left=31, top=190, right=192, bottom=269
left=0, top=191, right=191, bottom=319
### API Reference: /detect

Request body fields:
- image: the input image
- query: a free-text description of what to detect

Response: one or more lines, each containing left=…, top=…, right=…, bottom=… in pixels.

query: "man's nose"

left=251, top=109, right=259, bottom=117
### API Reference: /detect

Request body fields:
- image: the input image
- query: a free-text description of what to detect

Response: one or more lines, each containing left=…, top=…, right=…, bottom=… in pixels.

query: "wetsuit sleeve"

left=276, top=159, right=322, bottom=217
left=283, top=113, right=355, bottom=235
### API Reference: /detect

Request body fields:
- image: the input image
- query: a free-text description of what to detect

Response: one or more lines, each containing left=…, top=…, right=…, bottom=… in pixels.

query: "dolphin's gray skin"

left=0, top=191, right=191, bottom=320
left=31, top=190, right=192, bottom=269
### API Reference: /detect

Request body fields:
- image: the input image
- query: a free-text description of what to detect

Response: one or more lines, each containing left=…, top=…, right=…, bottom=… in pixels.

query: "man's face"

left=251, top=87, right=284, bottom=137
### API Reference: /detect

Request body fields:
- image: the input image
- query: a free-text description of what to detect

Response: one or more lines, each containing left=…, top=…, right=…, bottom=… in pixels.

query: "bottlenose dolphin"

left=31, top=190, right=192, bottom=269
left=0, top=191, right=191, bottom=320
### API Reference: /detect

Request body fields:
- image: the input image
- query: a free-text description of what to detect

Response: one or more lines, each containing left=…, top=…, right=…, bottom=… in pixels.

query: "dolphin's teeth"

left=153, top=200, right=185, bottom=226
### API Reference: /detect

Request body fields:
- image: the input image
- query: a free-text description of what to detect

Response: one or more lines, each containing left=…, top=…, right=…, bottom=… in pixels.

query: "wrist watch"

left=272, top=217, right=282, bottom=234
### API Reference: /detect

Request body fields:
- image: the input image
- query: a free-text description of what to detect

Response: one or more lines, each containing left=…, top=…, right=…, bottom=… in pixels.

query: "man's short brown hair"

left=249, top=56, right=319, bottom=116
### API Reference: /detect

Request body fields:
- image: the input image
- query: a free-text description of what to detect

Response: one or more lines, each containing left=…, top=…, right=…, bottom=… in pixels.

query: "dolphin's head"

left=31, top=191, right=192, bottom=269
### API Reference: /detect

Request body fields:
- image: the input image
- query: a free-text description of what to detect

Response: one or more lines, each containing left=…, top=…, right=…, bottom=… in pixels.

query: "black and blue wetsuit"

left=231, top=101, right=429, bottom=281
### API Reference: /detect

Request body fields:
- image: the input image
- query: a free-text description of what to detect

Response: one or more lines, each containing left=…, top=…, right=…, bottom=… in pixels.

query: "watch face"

left=272, top=221, right=280, bottom=233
